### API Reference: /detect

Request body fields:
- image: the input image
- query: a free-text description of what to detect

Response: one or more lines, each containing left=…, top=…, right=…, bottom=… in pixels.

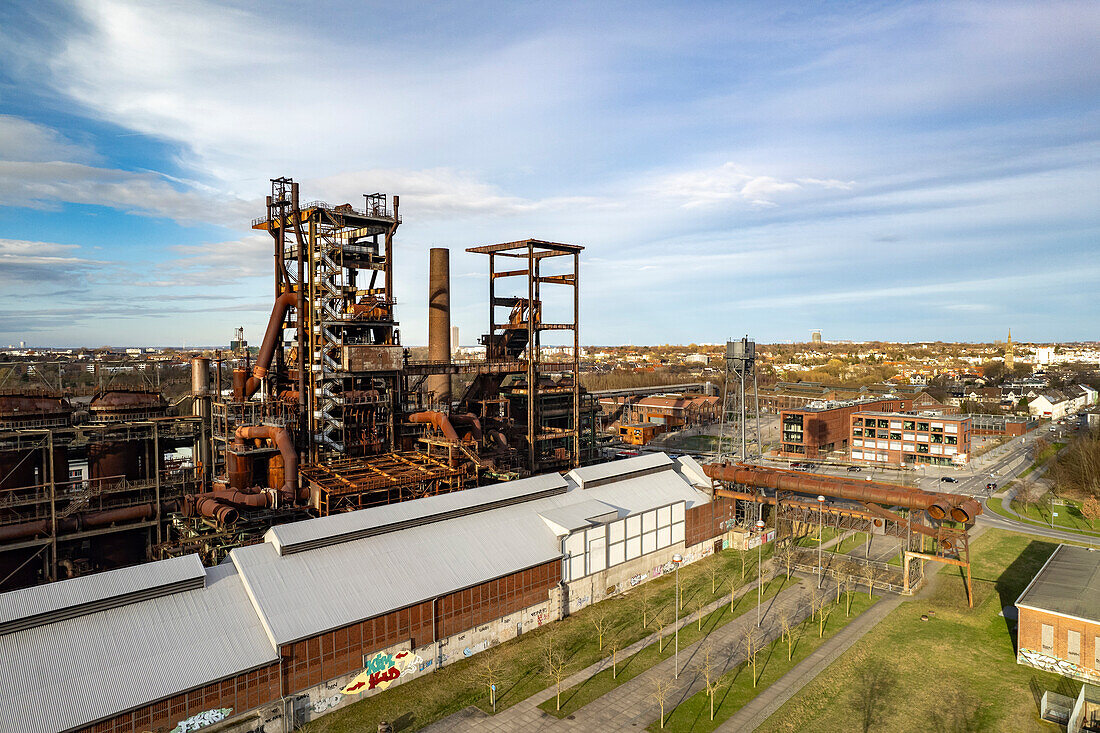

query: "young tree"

left=543, top=634, right=569, bottom=712
left=866, top=565, right=881, bottom=599
left=654, top=609, right=669, bottom=652
left=778, top=609, right=795, bottom=661
left=742, top=626, right=761, bottom=687
left=844, top=579, right=854, bottom=617
left=818, top=600, right=831, bottom=638
left=700, top=641, right=726, bottom=721
left=706, top=560, right=723, bottom=595
left=694, top=595, right=707, bottom=631
left=651, top=677, right=675, bottom=729
left=1082, top=496, right=1100, bottom=530
left=641, top=582, right=654, bottom=629
left=590, top=603, right=612, bottom=651
left=474, top=650, right=502, bottom=712
left=736, top=546, right=749, bottom=580
left=608, top=635, right=623, bottom=680
left=779, top=540, right=796, bottom=581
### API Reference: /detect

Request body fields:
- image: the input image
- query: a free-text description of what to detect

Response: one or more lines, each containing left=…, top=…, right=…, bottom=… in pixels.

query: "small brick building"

left=1015, top=544, right=1100, bottom=687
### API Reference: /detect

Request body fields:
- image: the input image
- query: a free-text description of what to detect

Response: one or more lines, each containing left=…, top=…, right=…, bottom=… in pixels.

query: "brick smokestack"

left=427, top=247, right=451, bottom=406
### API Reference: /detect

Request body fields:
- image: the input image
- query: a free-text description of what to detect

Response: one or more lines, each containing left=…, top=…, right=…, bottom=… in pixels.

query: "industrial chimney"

left=427, top=248, right=452, bottom=406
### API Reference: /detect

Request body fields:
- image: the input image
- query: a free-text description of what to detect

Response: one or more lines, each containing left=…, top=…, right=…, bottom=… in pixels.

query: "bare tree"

left=700, top=641, right=726, bottom=721
left=735, top=545, right=749, bottom=580
left=817, top=599, right=831, bottom=638
left=843, top=578, right=854, bottom=617
left=694, top=595, right=707, bottom=631
left=543, top=633, right=569, bottom=711
left=706, top=560, right=723, bottom=595
left=654, top=609, right=669, bottom=652
left=608, top=635, right=623, bottom=680
left=651, top=677, right=675, bottom=729
left=1016, top=478, right=1041, bottom=518
left=590, top=603, right=612, bottom=651
left=865, top=565, right=881, bottom=599
left=809, top=583, right=826, bottom=622
left=640, top=582, right=654, bottom=629
left=474, top=650, right=502, bottom=712
left=779, top=540, right=796, bottom=581
left=742, top=626, right=761, bottom=687
left=778, top=609, right=795, bottom=661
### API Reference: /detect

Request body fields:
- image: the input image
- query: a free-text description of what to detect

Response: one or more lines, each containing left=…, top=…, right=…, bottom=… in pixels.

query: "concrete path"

left=712, top=595, right=901, bottom=732
left=422, top=565, right=810, bottom=732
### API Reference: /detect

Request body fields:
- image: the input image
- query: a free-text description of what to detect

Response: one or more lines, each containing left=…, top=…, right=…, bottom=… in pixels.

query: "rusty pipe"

left=234, top=425, right=299, bottom=501
left=243, top=290, right=297, bottom=399
left=291, top=183, right=308, bottom=435
left=449, top=413, right=483, bottom=441
left=194, top=496, right=239, bottom=525
left=409, top=411, right=461, bottom=442
left=0, top=520, right=50, bottom=541
left=703, top=463, right=981, bottom=522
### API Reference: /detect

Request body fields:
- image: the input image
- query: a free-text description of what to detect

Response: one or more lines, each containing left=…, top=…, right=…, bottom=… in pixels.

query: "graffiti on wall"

left=629, top=572, right=648, bottom=587
left=312, top=695, right=342, bottom=714
left=1018, top=648, right=1100, bottom=684
left=463, top=639, right=491, bottom=657
left=341, top=650, right=423, bottom=696
left=170, top=708, right=232, bottom=733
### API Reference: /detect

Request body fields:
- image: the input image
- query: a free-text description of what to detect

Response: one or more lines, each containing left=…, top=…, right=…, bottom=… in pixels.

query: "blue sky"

left=0, top=0, right=1097, bottom=347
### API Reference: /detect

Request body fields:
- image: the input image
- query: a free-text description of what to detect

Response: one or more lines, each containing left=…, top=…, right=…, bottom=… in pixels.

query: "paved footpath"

left=718, top=524, right=993, bottom=732
left=423, top=565, right=811, bottom=732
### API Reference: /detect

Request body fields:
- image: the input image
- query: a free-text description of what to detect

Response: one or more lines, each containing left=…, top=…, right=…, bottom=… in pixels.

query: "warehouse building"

left=0, top=453, right=731, bottom=733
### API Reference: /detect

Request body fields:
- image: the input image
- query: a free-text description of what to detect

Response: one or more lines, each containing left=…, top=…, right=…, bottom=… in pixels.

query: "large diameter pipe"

left=427, top=247, right=452, bottom=406
left=409, top=411, right=460, bottom=442
left=242, top=291, right=297, bottom=399
left=703, top=463, right=982, bottom=522
left=234, top=425, right=299, bottom=501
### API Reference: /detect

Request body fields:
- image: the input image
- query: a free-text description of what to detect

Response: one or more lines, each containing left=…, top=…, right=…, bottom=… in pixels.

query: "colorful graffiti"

left=463, top=640, right=491, bottom=657
left=629, top=572, right=648, bottom=587
left=1018, top=648, right=1100, bottom=684
left=340, top=650, right=423, bottom=696
left=170, top=708, right=231, bottom=733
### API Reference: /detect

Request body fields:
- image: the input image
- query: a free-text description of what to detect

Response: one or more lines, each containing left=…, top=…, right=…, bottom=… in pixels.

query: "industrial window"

left=642, top=510, right=657, bottom=534
left=917, top=422, right=930, bottom=431
left=853, top=428, right=863, bottom=437
left=671, top=521, right=685, bottom=544
left=642, top=530, right=657, bottom=554
left=878, top=419, right=889, bottom=428
left=890, top=420, right=903, bottom=429
left=1068, top=630, right=1081, bottom=665
left=588, top=536, right=606, bottom=574
left=1041, top=624, right=1054, bottom=654
left=904, top=421, right=915, bottom=430
left=626, top=535, right=641, bottom=560
left=946, top=436, right=957, bottom=445
left=890, top=432, right=902, bottom=440
left=945, top=424, right=958, bottom=434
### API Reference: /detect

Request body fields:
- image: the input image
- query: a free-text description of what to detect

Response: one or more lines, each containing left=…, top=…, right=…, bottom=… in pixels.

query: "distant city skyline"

left=0, top=1, right=1097, bottom=346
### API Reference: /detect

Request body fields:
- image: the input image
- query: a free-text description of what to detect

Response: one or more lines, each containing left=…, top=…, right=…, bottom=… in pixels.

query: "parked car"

left=939, top=476, right=959, bottom=483
left=986, top=482, right=997, bottom=491
left=846, top=466, right=862, bottom=472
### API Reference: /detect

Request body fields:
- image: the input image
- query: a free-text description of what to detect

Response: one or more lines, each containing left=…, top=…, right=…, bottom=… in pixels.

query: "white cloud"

left=651, top=162, right=854, bottom=208
left=0, top=115, right=96, bottom=163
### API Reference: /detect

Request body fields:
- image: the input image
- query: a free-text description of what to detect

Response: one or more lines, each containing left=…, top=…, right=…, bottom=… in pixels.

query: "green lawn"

left=986, top=496, right=1100, bottom=539
left=755, top=528, right=1081, bottom=733
left=540, top=574, right=800, bottom=718
left=1010, top=496, right=1100, bottom=535
left=792, top=526, right=846, bottom=549
left=302, top=544, right=775, bottom=732
left=649, top=592, right=880, bottom=731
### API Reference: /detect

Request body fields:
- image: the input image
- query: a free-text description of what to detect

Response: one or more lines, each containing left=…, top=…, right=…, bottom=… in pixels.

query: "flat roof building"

left=850, top=411, right=971, bottom=466
left=1015, top=544, right=1100, bottom=688
left=779, top=397, right=913, bottom=459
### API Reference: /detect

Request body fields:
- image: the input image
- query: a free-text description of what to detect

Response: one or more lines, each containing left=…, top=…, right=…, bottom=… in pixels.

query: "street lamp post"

left=817, top=495, right=825, bottom=588
left=756, top=519, right=765, bottom=627
left=672, top=553, right=683, bottom=678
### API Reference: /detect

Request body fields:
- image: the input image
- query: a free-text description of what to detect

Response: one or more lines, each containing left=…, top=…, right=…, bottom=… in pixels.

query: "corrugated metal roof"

left=0, top=563, right=277, bottom=733
left=233, top=457, right=709, bottom=646
left=268, top=472, right=568, bottom=554
left=0, top=554, right=204, bottom=634
left=1016, top=544, right=1100, bottom=622
left=567, top=452, right=673, bottom=488
left=674, top=455, right=711, bottom=488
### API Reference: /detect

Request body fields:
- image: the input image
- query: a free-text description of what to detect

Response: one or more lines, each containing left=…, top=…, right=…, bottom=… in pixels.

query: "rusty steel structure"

left=0, top=177, right=599, bottom=590
left=0, top=389, right=199, bottom=590
left=705, top=462, right=979, bottom=605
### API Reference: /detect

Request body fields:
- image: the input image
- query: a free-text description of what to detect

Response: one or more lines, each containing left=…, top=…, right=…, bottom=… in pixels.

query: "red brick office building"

left=779, top=397, right=913, bottom=459
left=849, top=412, right=972, bottom=466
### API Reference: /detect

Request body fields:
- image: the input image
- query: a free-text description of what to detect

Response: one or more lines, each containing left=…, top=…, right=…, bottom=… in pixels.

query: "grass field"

left=1019, top=442, right=1065, bottom=478
left=539, top=574, right=800, bottom=718
left=649, top=592, right=880, bottom=731
left=985, top=496, right=1100, bottom=539
left=302, top=543, right=775, bottom=732
left=755, top=528, right=1080, bottom=733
